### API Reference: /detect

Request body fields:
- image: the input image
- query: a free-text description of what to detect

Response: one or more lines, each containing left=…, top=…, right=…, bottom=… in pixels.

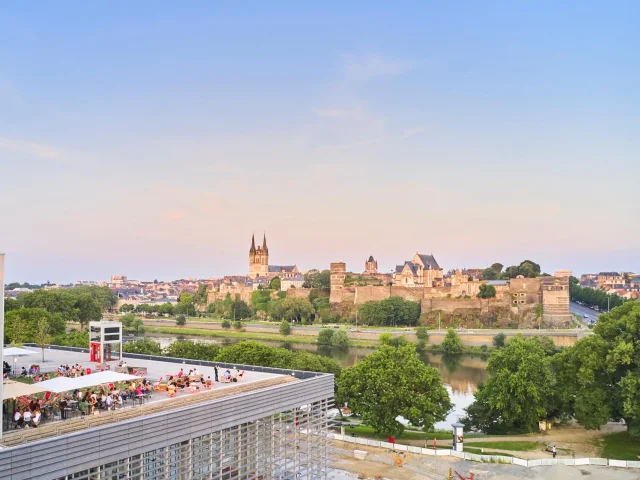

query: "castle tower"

left=249, top=233, right=269, bottom=278
left=364, top=255, right=378, bottom=275
left=330, top=262, right=346, bottom=304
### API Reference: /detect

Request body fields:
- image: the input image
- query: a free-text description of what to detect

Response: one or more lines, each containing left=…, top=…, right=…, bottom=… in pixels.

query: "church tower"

left=249, top=233, right=269, bottom=278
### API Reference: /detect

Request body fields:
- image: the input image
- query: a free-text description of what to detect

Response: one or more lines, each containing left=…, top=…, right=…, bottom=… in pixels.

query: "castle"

left=248, top=233, right=299, bottom=280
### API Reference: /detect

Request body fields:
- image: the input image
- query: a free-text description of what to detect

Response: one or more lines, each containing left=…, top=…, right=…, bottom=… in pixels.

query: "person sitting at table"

left=32, top=409, right=42, bottom=427
left=23, top=409, right=33, bottom=426
left=115, top=393, right=124, bottom=408
left=205, top=376, right=213, bottom=389
left=105, top=394, right=114, bottom=411
left=167, top=383, right=176, bottom=397
left=193, top=367, right=200, bottom=376
left=88, top=395, right=97, bottom=414
left=34, top=374, right=41, bottom=382
left=59, top=397, right=69, bottom=419
left=135, top=385, right=143, bottom=396
left=224, top=370, right=231, bottom=382
left=188, top=369, right=193, bottom=376
left=20, top=367, right=27, bottom=376
left=14, top=410, right=24, bottom=429
left=167, top=376, right=176, bottom=386
left=177, top=368, right=184, bottom=378
left=42, top=373, right=50, bottom=380
left=128, top=383, right=136, bottom=397
left=121, top=387, right=130, bottom=401
left=98, top=392, right=107, bottom=409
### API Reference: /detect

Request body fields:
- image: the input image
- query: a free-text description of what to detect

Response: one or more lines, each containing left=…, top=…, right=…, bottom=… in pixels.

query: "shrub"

left=317, top=329, right=334, bottom=345
left=415, top=326, right=429, bottom=341
left=379, top=332, right=392, bottom=345
left=280, top=320, right=291, bottom=335
left=233, top=320, right=243, bottom=330
left=441, top=328, right=463, bottom=355
left=221, top=319, right=231, bottom=329
left=389, top=336, right=408, bottom=348
left=123, top=338, right=162, bottom=355
left=331, top=329, right=350, bottom=347
left=493, top=333, right=506, bottom=348
left=175, top=314, right=186, bottom=326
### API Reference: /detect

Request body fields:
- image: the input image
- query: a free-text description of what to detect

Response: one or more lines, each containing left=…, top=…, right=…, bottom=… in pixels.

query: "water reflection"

left=146, top=334, right=488, bottom=426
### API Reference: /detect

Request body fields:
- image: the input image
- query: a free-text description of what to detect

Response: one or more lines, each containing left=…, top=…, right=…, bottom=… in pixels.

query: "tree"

left=270, top=277, right=281, bottom=291
left=221, top=319, right=231, bottom=329
left=34, top=315, right=52, bottom=362
left=415, top=326, right=429, bottom=341
left=359, top=297, right=421, bottom=327
left=123, top=338, right=162, bottom=355
left=120, top=313, right=136, bottom=329
left=304, top=270, right=331, bottom=289
left=193, top=284, right=209, bottom=305
left=492, top=333, right=506, bottom=348
left=482, top=268, right=499, bottom=281
left=503, top=266, right=520, bottom=279
left=4, top=297, right=20, bottom=312
left=279, top=320, right=291, bottom=335
left=132, top=318, right=145, bottom=335
left=389, top=335, right=408, bottom=348
left=463, top=336, right=554, bottom=433
left=518, top=260, right=541, bottom=278
left=554, top=302, right=640, bottom=437
left=158, top=302, right=175, bottom=316
left=379, top=332, right=392, bottom=345
left=441, top=328, right=463, bottom=355
left=250, top=289, right=272, bottom=312
left=490, top=263, right=504, bottom=274
left=331, top=329, right=350, bottom=347
left=230, top=298, right=252, bottom=320
left=175, top=314, right=186, bottom=326
left=477, top=284, right=497, bottom=299
left=233, top=320, right=243, bottom=330
left=164, top=340, right=220, bottom=361
left=119, top=303, right=135, bottom=313
left=317, top=329, right=334, bottom=345
left=336, top=345, right=452, bottom=436
left=76, top=294, right=103, bottom=327
left=178, top=292, right=194, bottom=304
left=175, top=302, right=196, bottom=317
left=5, top=308, right=66, bottom=343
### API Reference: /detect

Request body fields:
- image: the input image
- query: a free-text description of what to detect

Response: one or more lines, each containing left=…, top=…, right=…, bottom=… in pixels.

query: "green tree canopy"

left=358, top=297, right=421, bottom=327
left=317, top=328, right=334, bottom=345
left=230, top=298, right=252, bottom=320
left=5, top=308, right=66, bottom=343
left=463, top=336, right=555, bottom=434
left=492, top=333, right=506, bottom=348
left=336, top=345, right=452, bottom=436
left=415, top=326, right=429, bottom=341
left=279, top=320, right=291, bottom=335
left=175, top=314, right=186, bottom=326
left=250, top=289, right=272, bottom=312
left=4, top=297, right=20, bottom=313
left=123, top=338, right=162, bottom=355
left=554, top=301, right=640, bottom=437
left=164, top=340, right=221, bottom=361
left=477, top=284, right=497, bottom=299
left=303, top=269, right=331, bottom=289
left=441, top=328, right=463, bottom=355
left=331, top=329, right=350, bottom=347
left=119, top=303, right=135, bottom=313
left=270, top=277, right=281, bottom=291
left=193, top=284, right=209, bottom=304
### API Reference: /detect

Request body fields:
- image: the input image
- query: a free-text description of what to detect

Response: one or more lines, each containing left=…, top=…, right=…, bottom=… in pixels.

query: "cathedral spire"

left=250, top=233, right=256, bottom=254
left=262, top=232, right=268, bottom=254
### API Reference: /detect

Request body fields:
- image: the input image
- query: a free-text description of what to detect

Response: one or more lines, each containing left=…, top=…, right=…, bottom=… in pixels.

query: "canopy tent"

left=37, top=371, right=141, bottom=393
left=2, top=380, right=49, bottom=399
left=3, top=347, right=36, bottom=357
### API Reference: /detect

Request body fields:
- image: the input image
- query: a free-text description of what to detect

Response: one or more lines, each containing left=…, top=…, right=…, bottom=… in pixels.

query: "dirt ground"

left=330, top=437, right=640, bottom=480
left=401, top=422, right=627, bottom=459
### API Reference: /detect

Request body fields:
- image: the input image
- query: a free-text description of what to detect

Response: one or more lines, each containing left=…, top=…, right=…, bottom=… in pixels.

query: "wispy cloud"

left=313, top=104, right=368, bottom=121
left=0, top=137, right=63, bottom=159
left=342, top=54, right=413, bottom=81
left=399, top=126, right=425, bottom=139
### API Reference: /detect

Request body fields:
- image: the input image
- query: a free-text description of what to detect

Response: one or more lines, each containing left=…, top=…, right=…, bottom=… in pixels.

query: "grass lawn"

left=339, top=424, right=485, bottom=442
left=600, top=432, right=640, bottom=460
left=147, top=327, right=378, bottom=347
left=464, top=446, right=516, bottom=458
left=465, top=441, right=540, bottom=452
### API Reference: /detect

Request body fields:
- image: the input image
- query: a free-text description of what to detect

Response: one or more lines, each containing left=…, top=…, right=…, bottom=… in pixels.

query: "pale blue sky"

left=1, top=2, right=638, bottom=283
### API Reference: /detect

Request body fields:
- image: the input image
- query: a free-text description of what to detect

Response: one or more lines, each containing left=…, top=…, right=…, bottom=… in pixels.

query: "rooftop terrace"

left=1, top=346, right=297, bottom=447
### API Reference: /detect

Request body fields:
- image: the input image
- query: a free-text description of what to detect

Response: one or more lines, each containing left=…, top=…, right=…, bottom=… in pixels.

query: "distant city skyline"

left=1, top=2, right=638, bottom=283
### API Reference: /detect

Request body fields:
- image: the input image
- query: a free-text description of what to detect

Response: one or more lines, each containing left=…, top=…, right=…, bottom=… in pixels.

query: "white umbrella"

left=34, top=376, right=75, bottom=393
left=2, top=380, right=48, bottom=399
left=3, top=347, right=35, bottom=357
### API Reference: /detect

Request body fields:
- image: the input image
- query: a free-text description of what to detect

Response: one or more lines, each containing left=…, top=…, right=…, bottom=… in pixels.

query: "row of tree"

left=358, top=296, right=421, bottom=327
left=122, top=339, right=342, bottom=376
left=569, top=276, right=626, bottom=311
left=481, top=260, right=544, bottom=280
left=463, top=301, right=640, bottom=437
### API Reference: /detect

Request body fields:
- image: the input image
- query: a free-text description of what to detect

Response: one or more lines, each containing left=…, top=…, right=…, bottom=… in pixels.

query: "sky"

left=1, top=2, right=638, bottom=284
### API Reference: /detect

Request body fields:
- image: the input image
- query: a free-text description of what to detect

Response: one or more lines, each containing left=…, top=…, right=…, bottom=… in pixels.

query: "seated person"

left=79, top=400, right=88, bottom=416
left=88, top=395, right=97, bottom=414
left=23, top=409, right=33, bottom=426
left=135, top=385, right=143, bottom=396
left=105, top=394, right=114, bottom=410
left=177, top=368, right=184, bottom=378
left=193, top=367, right=200, bottom=376
left=115, top=394, right=124, bottom=408
left=205, top=376, right=213, bottom=388
left=59, top=398, right=69, bottom=419
left=29, top=399, right=39, bottom=412
left=32, top=409, right=42, bottom=427
left=167, top=383, right=176, bottom=397
left=20, top=367, right=27, bottom=376
left=224, top=370, right=231, bottom=382
left=42, top=373, right=50, bottom=380
left=13, top=410, right=24, bottom=428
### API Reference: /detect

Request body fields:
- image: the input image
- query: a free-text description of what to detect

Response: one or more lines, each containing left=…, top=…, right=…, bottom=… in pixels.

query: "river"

left=145, top=334, right=489, bottom=430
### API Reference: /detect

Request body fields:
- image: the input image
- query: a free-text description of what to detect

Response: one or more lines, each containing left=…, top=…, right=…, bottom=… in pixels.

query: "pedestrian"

left=552, top=445, right=556, bottom=458
left=214, top=365, right=219, bottom=382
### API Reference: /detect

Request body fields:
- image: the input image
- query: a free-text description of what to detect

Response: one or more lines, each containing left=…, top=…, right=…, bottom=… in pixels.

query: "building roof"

left=598, top=272, right=621, bottom=277
left=268, top=265, right=296, bottom=273
left=416, top=254, right=440, bottom=270
left=367, top=255, right=375, bottom=262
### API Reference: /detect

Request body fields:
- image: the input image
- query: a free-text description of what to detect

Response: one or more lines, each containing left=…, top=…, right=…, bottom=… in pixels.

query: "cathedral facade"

left=248, top=234, right=299, bottom=280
